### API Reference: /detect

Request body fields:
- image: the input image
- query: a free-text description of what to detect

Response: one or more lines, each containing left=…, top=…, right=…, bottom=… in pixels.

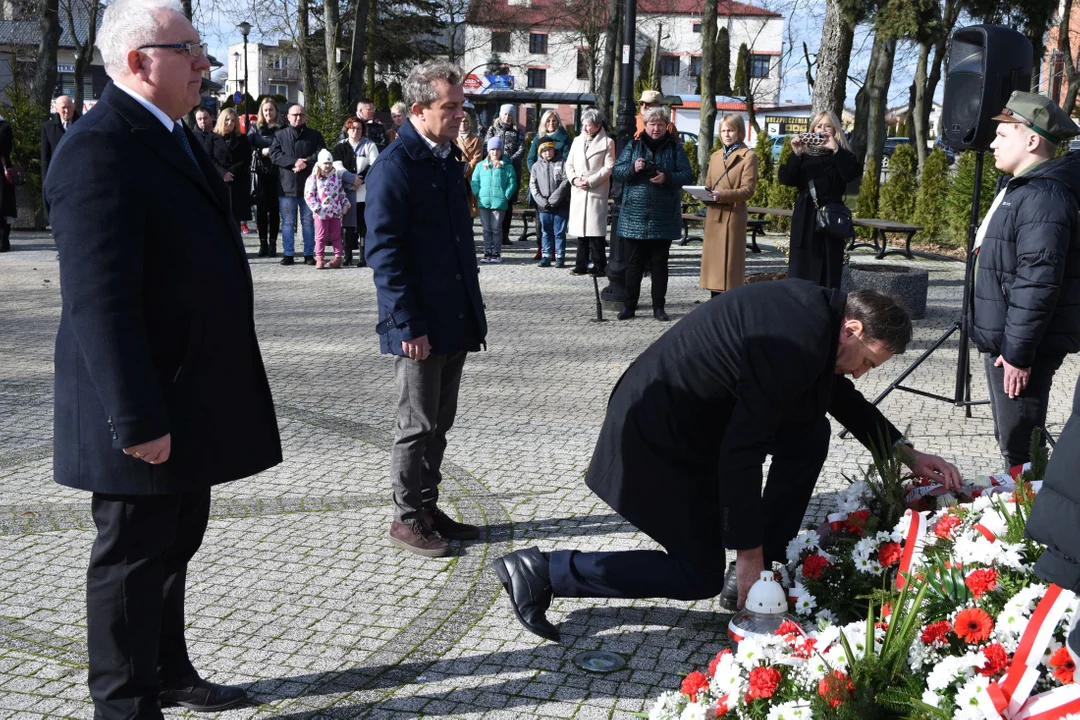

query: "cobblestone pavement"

left=1, top=226, right=1077, bottom=720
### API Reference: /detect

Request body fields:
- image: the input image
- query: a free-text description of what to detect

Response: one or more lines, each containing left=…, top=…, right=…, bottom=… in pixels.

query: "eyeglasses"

left=138, top=42, right=208, bottom=58
left=288, top=112, right=306, bottom=118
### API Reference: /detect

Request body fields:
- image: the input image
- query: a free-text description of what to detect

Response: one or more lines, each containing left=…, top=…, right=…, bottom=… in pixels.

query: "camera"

left=640, top=159, right=658, bottom=178
left=797, top=132, right=826, bottom=147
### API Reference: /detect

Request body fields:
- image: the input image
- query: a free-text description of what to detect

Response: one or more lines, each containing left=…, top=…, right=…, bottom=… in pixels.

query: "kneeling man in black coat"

left=494, top=280, right=962, bottom=643
left=44, top=1, right=282, bottom=717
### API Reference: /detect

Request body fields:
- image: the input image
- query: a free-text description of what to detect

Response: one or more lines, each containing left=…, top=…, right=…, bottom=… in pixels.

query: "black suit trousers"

left=87, top=489, right=211, bottom=720
left=549, top=416, right=830, bottom=600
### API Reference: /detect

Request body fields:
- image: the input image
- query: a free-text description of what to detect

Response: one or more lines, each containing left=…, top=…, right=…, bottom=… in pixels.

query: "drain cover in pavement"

left=573, top=650, right=627, bottom=673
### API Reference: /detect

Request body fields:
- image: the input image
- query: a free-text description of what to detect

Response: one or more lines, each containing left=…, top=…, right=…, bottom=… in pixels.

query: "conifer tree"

left=750, top=129, right=772, bottom=208
left=945, top=149, right=999, bottom=248
left=767, top=136, right=798, bottom=231
left=879, top=143, right=918, bottom=223
left=913, top=148, right=951, bottom=245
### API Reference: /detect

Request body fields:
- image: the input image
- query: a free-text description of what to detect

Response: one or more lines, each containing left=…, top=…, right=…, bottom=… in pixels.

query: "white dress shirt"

left=113, top=82, right=175, bottom=132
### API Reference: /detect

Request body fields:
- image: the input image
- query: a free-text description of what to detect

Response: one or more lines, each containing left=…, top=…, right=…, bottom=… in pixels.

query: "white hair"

left=97, top=0, right=186, bottom=78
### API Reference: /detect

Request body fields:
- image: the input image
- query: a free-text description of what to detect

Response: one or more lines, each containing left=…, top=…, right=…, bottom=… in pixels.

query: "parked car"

left=933, top=137, right=957, bottom=165
left=770, top=134, right=789, bottom=165
left=1068, top=138, right=1080, bottom=153
left=881, top=136, right=910, bottom=168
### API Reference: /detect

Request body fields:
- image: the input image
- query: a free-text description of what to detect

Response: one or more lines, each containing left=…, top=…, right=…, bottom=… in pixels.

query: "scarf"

left=723, top=141, right=743, bottom=163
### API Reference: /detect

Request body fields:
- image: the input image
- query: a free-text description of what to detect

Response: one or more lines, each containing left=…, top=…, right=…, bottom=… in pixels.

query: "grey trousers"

left=983, top=352, right=1066, bottom=467
left=390, top=352, right=468, bottom=522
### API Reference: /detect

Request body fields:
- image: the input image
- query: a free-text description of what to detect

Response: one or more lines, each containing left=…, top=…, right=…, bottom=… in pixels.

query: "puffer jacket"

left=1027, top=375, right=1080, bottom=591
left=612, top=132, right=694, bottom=241
left=529, top=158, right=569, bottom=211
left=470, top=158, right=517, bottom=211
left=972, top=152, right=1080, bottom=367
left=484, top=121, right=525, bottom=164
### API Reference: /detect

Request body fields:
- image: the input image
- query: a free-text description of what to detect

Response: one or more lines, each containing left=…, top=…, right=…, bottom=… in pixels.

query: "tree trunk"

left=652, top=22, right=662, bottom=91
left=33, top=0, right=61, bottom=113
left=912, top=39, right=932, bottom=170
left=324, top=0, right=344, bottom=114
left=181, top=0, right=191, bottom=19
left=737, top=45, right=758, bottom=133
left=62, top=0, right=96, bottom=112
left=1061, top=0, right=1080, bottom=117
left=810, top=0, right=855, bottom=119
left=696, top=0, right=718, bottom=182
left=596, top=0, right=620, bottom=122
left=298, top=0, right=317, bottom=104
left=348, top=0, right=368, bottom=101
left=365, top=0, right=377, bottom=99
left=862, top=34, right=897, bottom=201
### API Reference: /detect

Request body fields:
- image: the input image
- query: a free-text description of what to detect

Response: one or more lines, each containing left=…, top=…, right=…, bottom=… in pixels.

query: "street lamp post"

left=238, top=21, right=252, bottom=120
left=599, top=0, right=637, bottom=306
left=232, top=52, right=240, bottom=95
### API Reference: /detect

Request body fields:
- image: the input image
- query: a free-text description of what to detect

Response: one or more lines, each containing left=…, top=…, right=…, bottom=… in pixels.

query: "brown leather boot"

left=424, top=507, right=481, bottom=540
left=389, top=519, right=450, bottom=557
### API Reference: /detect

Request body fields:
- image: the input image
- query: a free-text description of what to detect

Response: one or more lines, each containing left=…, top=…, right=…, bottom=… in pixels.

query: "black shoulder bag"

left=808, top=178, right=853, bottom=240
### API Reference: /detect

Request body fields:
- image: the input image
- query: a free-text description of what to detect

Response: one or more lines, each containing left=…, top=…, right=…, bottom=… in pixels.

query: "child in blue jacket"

left=471, top=136, right=517, bottom=263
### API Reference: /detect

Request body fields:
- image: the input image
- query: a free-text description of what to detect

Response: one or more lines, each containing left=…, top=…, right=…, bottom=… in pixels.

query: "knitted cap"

left=487, top=136, right=503, bottom=151
left=499, top=104, right=515, bottom=117
left=317, top=148, right=333, bottom=164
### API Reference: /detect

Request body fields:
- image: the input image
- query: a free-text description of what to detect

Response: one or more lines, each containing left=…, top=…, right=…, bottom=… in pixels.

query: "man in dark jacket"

left=270, top=103, right=324, bottom=265
left=44, top=2, right=282, bottom=716
left=192, top=106, right=229, bottom=176
left=40, top=94, right=76, bottom=183
left=973, top=91, right=1080, bottom=467
left=365, top=61, right=487, bottom=559
left=357, top=97, right=388, bottom=150
left=492, top=281, right=962, bottom=643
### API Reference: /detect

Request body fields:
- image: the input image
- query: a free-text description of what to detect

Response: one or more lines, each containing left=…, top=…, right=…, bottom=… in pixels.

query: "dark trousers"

left=984, top=352, right=1067, bottom=466
left=549, top=417, right=831, bottom=601
left=573, top=236, right=607, bottom=273
left=87, top=489, right=211, bottom=720
left=390, top=352, right=468, bottom=522
left=255, top=178, right=279, bottom=243
left=821, top=236, right=846, bottom=290
left=625, top=239, right=672, bottom=310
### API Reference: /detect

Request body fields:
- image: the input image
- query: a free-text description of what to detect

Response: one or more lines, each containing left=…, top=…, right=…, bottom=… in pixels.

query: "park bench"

left=679, top=211, right=764, bottom=253
left=849, top=218, right=920, bottom=260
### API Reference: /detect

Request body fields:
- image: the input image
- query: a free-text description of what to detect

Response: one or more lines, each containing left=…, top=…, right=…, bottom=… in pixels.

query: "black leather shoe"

left=159, top=675, right=247, bottom=712
left=304, top=255, right=316, bottom=266
left=718, top=560, right=739, bottom=614
left=617, top=307, right=635, bottom=321
left=493, top=548, right=560, bottom=643
left=279, top=256, right=294, bottom=265
left=425, top=507, right=481, bottom=540
left=654, top=307, right=670, bottom=321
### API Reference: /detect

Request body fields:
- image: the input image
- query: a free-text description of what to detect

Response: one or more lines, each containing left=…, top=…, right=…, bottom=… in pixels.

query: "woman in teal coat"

left=471, top=136, right=518, bottom=263
left=612, top=106, right=694, bottom=321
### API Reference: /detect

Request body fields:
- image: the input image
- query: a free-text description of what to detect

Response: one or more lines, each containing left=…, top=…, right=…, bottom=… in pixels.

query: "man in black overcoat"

left=44, top=3, right=282, bottom=717
left=493, top=280, right=962, bottom=643
left=40, top=94, right=77, bottom=183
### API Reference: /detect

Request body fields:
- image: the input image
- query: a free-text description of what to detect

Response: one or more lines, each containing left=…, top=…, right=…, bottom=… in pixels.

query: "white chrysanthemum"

left=794, top=593, right=817, bottom=614
left=766, top=701, right=814, bottom=720
left=679, top=701, right=709, bottom=720
left=926, top=653, right=982, bottom=692
left=710, top=655, right=744, bottom=698
left=816, top=609, right=838, bottom=627
left=953, top=676, right=991, bottom=720
left=908, top=637, right=941, bottom=673
left=786, top=531, right=820, bottom=564
left=648, top=691, right=686, bottom=720
left=1041, top=639, right=1063, bottom=666
left=735, top=636, right=766, bottom=669
left=922, top=687, right=942, bottom=708
left=837, top=481, right=870, bottom=513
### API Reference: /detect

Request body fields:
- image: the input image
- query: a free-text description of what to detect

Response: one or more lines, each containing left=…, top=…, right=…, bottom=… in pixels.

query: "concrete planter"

left=841, top=263, right=929, bottom=319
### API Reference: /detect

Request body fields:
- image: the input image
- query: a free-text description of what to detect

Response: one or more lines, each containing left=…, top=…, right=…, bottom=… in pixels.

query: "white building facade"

left=460, top=0, right=783, bottom=105
left=224, top=40, right=305, bottom=104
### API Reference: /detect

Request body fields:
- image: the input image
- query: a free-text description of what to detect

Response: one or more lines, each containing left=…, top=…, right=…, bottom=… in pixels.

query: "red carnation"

left=792, top=637, right=818, bottom=659
left=707, top=649, right=732, bottom=677
left=965, top=568, right=999, bottom=600
left=954, top=608, right=994, bottom=644
left=920, top=620, right=951, bottom=645
left=1050, top=647, right=1076, bottom=685
left=802, top=553, right=829, bottom=579
left=878, top=542, right=902, bottom=567
left=935, top=514, right=962, bottom=539
left=745, top=666, right=782, bottom=701
left=978, top=643, right=1008, bottom=677
left=777, top=621, right=801, bottom=637
left=845, top=510, right=871, bottom=536
left=681, top=670, right=711, bottom=702
left=818, top=670, right=854, bottom=708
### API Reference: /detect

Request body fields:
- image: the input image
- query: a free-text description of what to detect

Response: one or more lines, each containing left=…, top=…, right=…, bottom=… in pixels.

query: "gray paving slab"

left=0, top=225, right=1075, bottom=719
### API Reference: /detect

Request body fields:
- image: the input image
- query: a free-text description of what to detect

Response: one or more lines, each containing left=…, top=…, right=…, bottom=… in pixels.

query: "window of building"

left=269, top=84, right=288, bottom=99
left=529, top=33, right=548, bottom=54
left=689, top=56, right=702, bottom=77
left=659, top=55, right=681, bottom=77
left=750, top=54, right=771, bottom=79
left=692, top=22, right=701, bottom=32
left=491, top=31, right=511, bottom=53
left=577, top=48, right=590, bottom=79
left=271, top=54, right=289, bottom=70
left=527, top=68, right=547, bottom=88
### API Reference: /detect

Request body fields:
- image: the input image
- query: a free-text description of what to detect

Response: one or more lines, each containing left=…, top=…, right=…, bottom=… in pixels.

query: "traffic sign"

left=233, top=91, right=243, bottom=105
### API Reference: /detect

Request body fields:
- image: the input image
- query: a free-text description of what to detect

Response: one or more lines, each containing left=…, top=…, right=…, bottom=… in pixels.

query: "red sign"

left=463, top=74, right=483, bottom=90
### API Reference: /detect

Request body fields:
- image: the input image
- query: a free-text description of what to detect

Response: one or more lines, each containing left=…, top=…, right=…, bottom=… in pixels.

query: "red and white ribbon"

left=896, top=510, right=928, bottom=590
left=714, top=694, right=731, bottom=716
left=827, top=512, right=847, bottom=532
left=979, top=584, right=1077, bottom=718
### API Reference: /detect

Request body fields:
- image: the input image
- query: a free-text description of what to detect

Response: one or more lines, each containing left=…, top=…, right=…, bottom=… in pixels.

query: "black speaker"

left=942, top=25, right=1033, bottom=151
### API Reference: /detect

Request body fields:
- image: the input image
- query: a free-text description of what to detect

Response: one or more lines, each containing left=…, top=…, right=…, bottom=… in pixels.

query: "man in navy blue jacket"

left=44, top=1, right=281, bottom=716
left=365, top=60, right=487, bottom=558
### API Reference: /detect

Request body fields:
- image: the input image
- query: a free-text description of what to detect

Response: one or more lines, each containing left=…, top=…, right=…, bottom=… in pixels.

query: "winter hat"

left=487, top=136, right=503, bottom=151
left=317, top=148, right=333, bottom=165
left=499, top=104, right=515, bottom=117
left=536, top=136, right=556, bottom=155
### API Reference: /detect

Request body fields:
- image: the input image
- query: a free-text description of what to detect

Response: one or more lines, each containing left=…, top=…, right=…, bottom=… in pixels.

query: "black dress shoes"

left=718, top=560, right=739, bottom=614
left=493, top=547, right=560, bottom=643
left=654, top=307, right=670, bottom=321
left=617, top=307, right=635, bottom=321
left=279, top=255, right=294, bottom=266
left=303, top=255, right=316, bottom=266
left=159, top=675, right=247, bottom=711
left=425, top=507, right=481, bottom=540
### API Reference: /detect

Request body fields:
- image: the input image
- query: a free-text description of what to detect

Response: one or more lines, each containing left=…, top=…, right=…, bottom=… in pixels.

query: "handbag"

left=808, top=178, right=853, bottom=240
left=4, top=166, right=26, bottom=186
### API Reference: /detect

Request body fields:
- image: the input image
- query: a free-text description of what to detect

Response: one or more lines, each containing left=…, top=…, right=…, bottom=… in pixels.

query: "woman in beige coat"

left=455, top=114, right=485, bottom=217
left=566, top=108, right=616, bottom=276
left=701, top=114, right=758, bottom=295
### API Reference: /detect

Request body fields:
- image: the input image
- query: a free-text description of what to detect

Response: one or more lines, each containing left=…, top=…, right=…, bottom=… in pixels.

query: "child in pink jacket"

left=304, top=149, right=351, bottom=269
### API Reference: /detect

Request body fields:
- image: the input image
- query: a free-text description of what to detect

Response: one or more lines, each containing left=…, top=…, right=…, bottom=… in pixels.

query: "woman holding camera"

left=701, top=114, right=758, bottom=297
left=778, top=110, right=860, bottom=290
left=612, top=106, right=693, bottom=321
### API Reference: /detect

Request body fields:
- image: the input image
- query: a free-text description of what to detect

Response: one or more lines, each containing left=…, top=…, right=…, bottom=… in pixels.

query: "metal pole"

left=954, top=150, right=984, bottom=409
left=243, top=35, right=250, bottom=119
left=600, top=0, right=636, bottom=306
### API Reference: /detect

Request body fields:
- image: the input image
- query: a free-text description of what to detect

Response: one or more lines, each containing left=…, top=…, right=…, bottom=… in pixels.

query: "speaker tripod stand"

left=840, top=151, right=991, bottom=438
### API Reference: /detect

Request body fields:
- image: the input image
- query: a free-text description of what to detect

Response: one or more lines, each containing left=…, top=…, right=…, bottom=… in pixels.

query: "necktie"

left=172, top=123, right=199, bottom=167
